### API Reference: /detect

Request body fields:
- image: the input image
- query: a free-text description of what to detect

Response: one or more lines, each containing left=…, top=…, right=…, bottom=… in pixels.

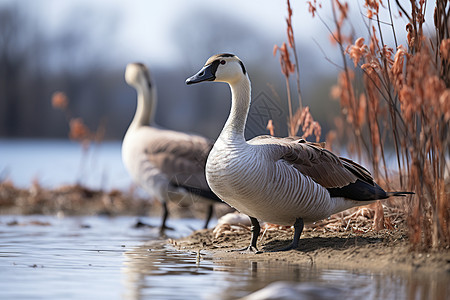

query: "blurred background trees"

left=0, top=2, right=122, bottom=138
left=0, top=1, right=340, bottom=141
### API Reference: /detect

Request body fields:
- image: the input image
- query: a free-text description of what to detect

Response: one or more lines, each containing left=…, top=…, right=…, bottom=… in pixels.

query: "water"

left=0, top=215, right=202, bottom=299
left=0, top=139, right=131, bottom=190
left=1, top=140, right=449, bottom=299
left=0, top=215, right=448, bottom=300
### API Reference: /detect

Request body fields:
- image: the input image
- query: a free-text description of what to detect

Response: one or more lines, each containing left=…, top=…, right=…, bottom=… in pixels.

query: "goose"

left=122, top=62, right=221, bottom=232
left=186, top=53, right=412, bottom=252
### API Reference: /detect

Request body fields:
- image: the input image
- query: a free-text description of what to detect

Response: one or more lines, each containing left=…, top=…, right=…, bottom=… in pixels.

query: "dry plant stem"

left=388, top=105, right=404, bottom=187
left=371, top=14, right=408, bottom=185
left=395, top=0, right=411, bottom=21
left=370, top=4, right=412, bottom=187
left=331, top=0, right=362, bottom=161
left=387, top=0, right=399, bottom=49
left=286, top=0, right=302, bottom=135
left=285, top=76, right=294, bottom=136
left=435, top=0, right=450, bottom=86
left=288, top=20, right=303, bottom=110
left=403, top=46, right=448, bottom=248
left=375, top=116, right=390, bottom=184
left=328, top=1, right=448, bottom=248
left=51, top=91, right=101, bottom=187
left=275, top=0, right=321, bottom=141
left=375, top=14, right=406, bottom=186
left=312, top=0, right=447, bottom=248
left=360, top=68, right=400, bottom=183
left=293, top=50, right=303, bottom=111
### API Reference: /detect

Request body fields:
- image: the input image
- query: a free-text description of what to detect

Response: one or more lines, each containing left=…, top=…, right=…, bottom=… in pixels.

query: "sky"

left=2, top=0, right=431, bottom=73
left=3, top=0, right=436, bottom=71
left=17, top=0, right=327, bottom=68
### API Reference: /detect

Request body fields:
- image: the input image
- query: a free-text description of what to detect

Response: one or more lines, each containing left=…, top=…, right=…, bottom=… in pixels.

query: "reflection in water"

left=122, top=242, right=216, bottom=299
left=122, top=241, right=450, bottom=300
left=0, top=215, right=448, bottom=300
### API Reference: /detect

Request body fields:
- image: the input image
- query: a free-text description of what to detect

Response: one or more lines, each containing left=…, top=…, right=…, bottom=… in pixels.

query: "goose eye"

left=220, top=60, right=226, bottom=65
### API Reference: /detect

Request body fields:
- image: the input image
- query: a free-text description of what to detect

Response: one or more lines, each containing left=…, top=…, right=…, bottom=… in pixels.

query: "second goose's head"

left=125, top=62, right=153, bottom=91
left=186, top=53, right=247, bottom=85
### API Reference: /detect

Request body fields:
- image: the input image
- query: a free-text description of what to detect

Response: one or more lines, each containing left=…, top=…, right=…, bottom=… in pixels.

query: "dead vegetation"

left=0, top=179, right=151, bottom=216
left=283, top=0, right=450, bottom=250
left=0, top=179, right=232, bottom=221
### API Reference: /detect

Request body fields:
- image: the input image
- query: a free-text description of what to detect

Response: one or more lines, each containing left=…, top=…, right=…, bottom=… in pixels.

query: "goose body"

left=122, top=63, right=221, bottom=231
left=207, top=136, right=363, bottom=226
left=186, top=54, right=412, bottom=251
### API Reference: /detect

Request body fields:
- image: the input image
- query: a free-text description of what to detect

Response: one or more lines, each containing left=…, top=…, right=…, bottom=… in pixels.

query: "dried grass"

left=51, top=91, right=105, bottom=147
left=51, top=91, right=106, bottom=184
left=212, top=204, right=407, bottom=244
left=307, top=0, right=449, bottom=250
left=0, top=180, right=151, bottom=216
left=274, top=0, right=322, bottom=142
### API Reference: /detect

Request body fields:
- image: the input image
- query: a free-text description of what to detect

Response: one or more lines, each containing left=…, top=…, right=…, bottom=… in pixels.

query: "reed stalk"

left=305, top=0, right=449, bottom=249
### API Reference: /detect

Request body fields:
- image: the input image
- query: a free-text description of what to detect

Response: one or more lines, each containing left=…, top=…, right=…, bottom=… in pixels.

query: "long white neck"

left=129, top=85, right=156, bottom=130
left=219, top=76, right=251, bottom=142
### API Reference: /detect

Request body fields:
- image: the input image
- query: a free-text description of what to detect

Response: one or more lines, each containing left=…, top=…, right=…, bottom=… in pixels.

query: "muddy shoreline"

left=172, top=225, right=450, bottom=275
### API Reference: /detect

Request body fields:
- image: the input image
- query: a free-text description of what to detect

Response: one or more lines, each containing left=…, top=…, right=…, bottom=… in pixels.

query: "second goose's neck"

left=220, top=76, right=251, bottom=142
left=130, top=86, right=156, bottom=130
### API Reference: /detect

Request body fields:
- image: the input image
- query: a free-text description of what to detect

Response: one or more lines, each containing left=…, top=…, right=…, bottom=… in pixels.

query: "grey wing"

left=249, top=136, right=385, bottom=200
left=282, top=139, right=375, bottom=188
left=249, top=136, right=373, bottom=188
left=145, top=131, right=213, bottom=192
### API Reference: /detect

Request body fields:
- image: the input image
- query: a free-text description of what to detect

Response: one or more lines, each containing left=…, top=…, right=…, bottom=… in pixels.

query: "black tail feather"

left=172, top=183, right=222, bottom=202
left=386, top=191, right=415, bottom=197
left=327, top=179, right=415, bottom=201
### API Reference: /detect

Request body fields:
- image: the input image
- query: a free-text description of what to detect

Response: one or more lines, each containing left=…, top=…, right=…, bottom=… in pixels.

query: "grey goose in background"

left=186, top=53, right=413, bottom=252
left=122, top=62, right=221, bottom=232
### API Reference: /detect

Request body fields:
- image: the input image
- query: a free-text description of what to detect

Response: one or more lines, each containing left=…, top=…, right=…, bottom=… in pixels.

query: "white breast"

left=206, top=141, right=335, bottom=225
left=122, top=127, right=173, bottom=200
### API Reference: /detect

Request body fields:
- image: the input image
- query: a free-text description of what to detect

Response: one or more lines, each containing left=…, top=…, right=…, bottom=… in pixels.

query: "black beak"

left=186, top=64, right=216, bottom=85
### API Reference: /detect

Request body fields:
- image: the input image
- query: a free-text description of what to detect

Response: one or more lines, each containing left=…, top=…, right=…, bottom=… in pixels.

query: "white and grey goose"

left=122, top=62, right=221, bottom=231
left=186, top=54, right=412, bottom=252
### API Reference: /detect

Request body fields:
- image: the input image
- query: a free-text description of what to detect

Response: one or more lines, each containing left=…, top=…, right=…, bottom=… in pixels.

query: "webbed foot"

left=133, top=219, right=156, bottom=228
left=229, top=245, right=262, bottom=254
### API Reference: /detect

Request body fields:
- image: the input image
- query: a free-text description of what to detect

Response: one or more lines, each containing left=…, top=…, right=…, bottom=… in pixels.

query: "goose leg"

left=231, top=216, right=261, bottom=253
left=203, top=204, right=214, bottom=229
left=133, top=219, right=156, bottom=228
left=160, top=201, right=174, bottom=233
left=269, top=218, right=304, bottom=252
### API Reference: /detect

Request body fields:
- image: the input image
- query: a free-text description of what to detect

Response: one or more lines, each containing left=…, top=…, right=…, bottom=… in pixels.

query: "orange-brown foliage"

left=348, top=38, right=368, bottom=67
left=274, top=0, right=321, bottom=142
left=325, top=0, right=450, bottom=249
left=266, top=120, right=275, bottom=136
left=273, top=43, right=295, bottom=77
left=440, top=38, right=450, bottom=60
left=51, top=92, right=68, bottom=110
left=69, top=118, right=91, bottom=142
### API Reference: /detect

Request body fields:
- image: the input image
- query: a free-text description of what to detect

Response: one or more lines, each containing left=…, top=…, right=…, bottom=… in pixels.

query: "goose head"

left=186, top=53, right=251, bottom=138
left=125, top=62, right=153, bottom=91
left=186, top=53, right=247, bottom=85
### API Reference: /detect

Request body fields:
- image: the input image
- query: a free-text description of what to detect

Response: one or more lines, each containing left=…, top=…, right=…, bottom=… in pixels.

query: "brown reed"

left=51, top=91, right=106, bottom=184
left=51, top=91, right=105, bottom=148
left=307, top=0, right=449, bottom=249
left=274, top=0, right=322, bottom=142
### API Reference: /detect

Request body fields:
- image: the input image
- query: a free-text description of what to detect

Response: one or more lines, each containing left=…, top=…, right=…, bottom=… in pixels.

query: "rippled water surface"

left=1, top=215, right=449, bottom=300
